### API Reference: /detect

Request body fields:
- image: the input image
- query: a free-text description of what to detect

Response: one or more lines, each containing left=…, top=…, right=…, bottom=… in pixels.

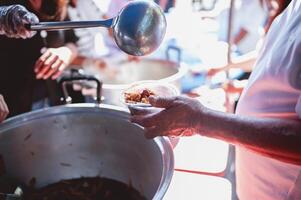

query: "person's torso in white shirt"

left=235, top=0, right=301, bottom=199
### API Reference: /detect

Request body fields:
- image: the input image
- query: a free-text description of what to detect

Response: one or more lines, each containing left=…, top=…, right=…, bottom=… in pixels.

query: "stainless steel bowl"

left=0, top=104, right=174, bottom=199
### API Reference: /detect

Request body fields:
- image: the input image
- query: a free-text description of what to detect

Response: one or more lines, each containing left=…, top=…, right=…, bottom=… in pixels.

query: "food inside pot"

left=0, top=177, right=147, bottom=200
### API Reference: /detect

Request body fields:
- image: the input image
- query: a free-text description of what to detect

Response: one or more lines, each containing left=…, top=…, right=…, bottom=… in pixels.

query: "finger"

left=149, top=96, right=177, bottom=108
left=0, top=95, right=9, bottom=117
left=145, top=127, right=189, bottom=139
left=0, top=100, right=6, bottom=122
left=2, top=97, right=9, bottom=117
left=43, top=59, right=62, bottom=79
left=128, top=106, right=148, bottom=115
left=169, top=128, right=190, bottom=137
left=22, top=12, right=39, bottom=24
left=21, top=13, right=39, bottom=39
left=131, top=111, right=164, bottom=127
left=128, top=106, right=160, bottom=116
left=34, top=50, right=52, bottom=73
left=144, top=126, right=164, bottom=139
left=36, top=55, right=58, bottom=79
left=51, top=62, right=66, bottom=80
left=2, top=107, right=8, bottom=120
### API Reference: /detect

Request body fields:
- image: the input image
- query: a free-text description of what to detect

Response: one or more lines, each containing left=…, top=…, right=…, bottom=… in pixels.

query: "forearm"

left=226, top=51, right=257, bottom=72
left=198, top=109, right=301, bottom=165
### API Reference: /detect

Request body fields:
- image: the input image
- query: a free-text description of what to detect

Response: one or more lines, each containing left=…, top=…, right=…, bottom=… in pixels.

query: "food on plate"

left=122, top=81, right=180, bottom=106
left=124, top=88, right=156, bottom=104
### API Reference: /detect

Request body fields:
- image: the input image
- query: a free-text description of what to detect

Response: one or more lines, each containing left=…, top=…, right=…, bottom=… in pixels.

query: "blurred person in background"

left=0, top=4, right=39, bottom=122
left=131, top=0, right=301, bottom=199
left=208, top=0, right=292, bottom=95
left=0, top=0, right=78, bottom=118
left=68, top=0, right=132, bottom=63
left=217, top=0, right=268, bottom=55
left=68, top=0, right=108, bottom=68
left=154, top=0, right=176, bottom=12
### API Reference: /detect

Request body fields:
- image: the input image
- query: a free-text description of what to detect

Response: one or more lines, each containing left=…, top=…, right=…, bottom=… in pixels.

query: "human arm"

left=0, top=95, right=9, bottom=122
left=130, top=96, right=301, bottom=165
left=207, top=50, right=257, bottom=76
left=0, top=5, right=38, bottom=39
left=35, top=43, right=78, bottom=80
left=71, top=56, right=107, bottom=69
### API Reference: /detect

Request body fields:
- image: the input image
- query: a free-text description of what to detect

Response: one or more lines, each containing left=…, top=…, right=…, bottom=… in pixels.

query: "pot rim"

left=0, top=103, right=174, bottom=199
left=101, top=59, right=188, bottom=90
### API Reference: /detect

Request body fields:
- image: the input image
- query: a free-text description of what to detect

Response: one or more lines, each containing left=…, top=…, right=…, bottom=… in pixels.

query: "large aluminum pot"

left=0, top=104, right=174, bottom=199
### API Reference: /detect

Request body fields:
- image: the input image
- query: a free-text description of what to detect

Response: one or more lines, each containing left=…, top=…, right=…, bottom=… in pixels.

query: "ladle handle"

left=27, top=18, right=114, bottom=31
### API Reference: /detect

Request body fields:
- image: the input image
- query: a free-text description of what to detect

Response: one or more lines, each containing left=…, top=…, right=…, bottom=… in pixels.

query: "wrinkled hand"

left=35, top=47, right=73, bottom=80
left=130, top=96, right=204, bottom=139
left=0, top=5, right=39, bottom=39
left=0, top=95, right=9, bottom=122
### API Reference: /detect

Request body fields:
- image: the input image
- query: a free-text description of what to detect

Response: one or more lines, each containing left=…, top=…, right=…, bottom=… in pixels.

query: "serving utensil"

left=27, top=0, right=167, bottom=56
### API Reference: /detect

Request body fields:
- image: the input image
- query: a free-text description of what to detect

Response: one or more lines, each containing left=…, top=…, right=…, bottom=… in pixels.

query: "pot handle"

left=166, top=45, right=182, bottom=64
left=59, top=69, right=102, bottom=104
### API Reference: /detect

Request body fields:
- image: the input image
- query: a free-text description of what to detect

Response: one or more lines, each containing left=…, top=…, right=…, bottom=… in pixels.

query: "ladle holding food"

left=27, top=0, right=167, bottom=56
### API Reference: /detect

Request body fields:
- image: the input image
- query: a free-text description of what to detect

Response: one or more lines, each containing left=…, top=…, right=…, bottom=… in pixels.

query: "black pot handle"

left=59, top=69, right=102, bottom=104
left=166, top=44, right=182, bottom=64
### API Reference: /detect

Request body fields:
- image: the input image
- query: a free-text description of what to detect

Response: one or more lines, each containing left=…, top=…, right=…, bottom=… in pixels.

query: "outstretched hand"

left=130, top=96, right=205, bottom=139
left=35, top=46, right=74, bottom=80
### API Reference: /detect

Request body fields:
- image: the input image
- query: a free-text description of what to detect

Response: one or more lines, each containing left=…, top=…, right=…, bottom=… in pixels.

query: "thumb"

left=149, top=96, right=177, bottom=108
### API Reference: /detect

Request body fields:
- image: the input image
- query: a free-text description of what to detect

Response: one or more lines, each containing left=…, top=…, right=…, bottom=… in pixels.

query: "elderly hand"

left=130, top=96, right=205, bottom=139
left=35, top=46, right=74, bottom=80
left=0, top=5, right=39, bottom=39
left=0, top=95, right=9, bottom=122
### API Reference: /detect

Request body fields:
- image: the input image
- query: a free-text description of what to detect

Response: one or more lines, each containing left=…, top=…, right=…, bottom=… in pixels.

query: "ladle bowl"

left=28, top=0, right=167, bottom=56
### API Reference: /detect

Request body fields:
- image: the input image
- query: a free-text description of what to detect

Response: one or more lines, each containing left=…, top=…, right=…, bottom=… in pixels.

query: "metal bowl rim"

left=101, top=58, right=188, bottom=90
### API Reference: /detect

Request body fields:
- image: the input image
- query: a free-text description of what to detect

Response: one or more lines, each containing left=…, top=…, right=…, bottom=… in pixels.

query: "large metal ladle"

left=28, top=0, right=167, bottom=56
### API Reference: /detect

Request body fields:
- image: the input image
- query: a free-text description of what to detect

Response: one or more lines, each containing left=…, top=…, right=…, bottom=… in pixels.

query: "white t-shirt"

left=217, top=0, right=267, bottom=54
left=236, top=0, right=267, bottom=54
left=235, top=0, right=301, bottom=199
left=68, top=0, right=109, bottom=57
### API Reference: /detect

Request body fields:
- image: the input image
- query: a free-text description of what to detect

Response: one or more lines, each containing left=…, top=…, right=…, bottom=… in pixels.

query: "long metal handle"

left=27, top=18, right=114, bottom=31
